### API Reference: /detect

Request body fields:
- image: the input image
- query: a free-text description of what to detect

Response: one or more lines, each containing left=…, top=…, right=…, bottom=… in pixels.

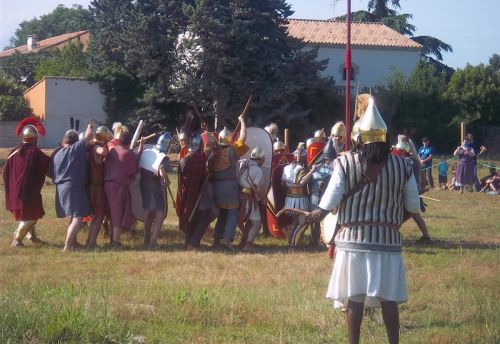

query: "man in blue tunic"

left=418, top=137, right=434, bottom=189
left=51, top=122, right=93, bottom=251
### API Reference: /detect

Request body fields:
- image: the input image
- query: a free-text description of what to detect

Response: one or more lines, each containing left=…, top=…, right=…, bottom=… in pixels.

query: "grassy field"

left=0, top=156, right=499, bottom=343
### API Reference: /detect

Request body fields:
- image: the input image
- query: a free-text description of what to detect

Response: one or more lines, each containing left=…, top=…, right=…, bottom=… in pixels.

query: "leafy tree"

left=444, top=62, right=500, bottom=127
left=8, top=5, right=94, bottom=48
left=90, top=0, right=188, bottom=127
left=180, top=0, right=341, bottom=137
left=489, top=54, right=500, bottom=72
left=376, top=62, right=456, bottom=151
left=89, top=0, right=341, bottom=140
left=35, top=42, right=91, bottom=81
left=0, top=51, right=42, bottom=87
left=0, top=72, right=33, bottom=121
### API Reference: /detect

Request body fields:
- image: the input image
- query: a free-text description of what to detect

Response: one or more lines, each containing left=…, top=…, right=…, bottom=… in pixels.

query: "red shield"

left=307, top=141, right=325, bottom=167
left=201, top=131, right=217, bottom=148
left=265, top=164, right=288, bottom=238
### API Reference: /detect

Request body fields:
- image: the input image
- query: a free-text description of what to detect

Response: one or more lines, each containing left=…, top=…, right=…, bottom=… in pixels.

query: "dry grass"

left=0, top=156, right=498, bottom=343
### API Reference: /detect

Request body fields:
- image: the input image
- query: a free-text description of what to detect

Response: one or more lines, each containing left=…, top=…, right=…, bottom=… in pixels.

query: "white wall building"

left=24, top=77, right=107, bottom=148
left=287, top=19, right=422, bottom=90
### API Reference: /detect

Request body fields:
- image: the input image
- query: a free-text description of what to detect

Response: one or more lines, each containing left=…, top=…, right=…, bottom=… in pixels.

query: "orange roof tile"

left=287, top=19, right=421, bottom=50
left=0, top=30, right=90, bottom=58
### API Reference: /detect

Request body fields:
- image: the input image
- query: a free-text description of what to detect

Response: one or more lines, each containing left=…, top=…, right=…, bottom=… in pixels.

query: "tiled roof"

left=0, top=30, right=90, bottom=58
left=287, top=19, right=421, bottom=50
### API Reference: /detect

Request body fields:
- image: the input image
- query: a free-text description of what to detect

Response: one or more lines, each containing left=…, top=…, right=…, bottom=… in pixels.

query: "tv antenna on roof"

left=329, top=0, right=340, bottom=18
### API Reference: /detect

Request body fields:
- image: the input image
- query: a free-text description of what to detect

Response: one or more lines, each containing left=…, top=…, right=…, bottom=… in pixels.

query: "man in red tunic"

left=104, top=130, right=143, bottom=247
left=85, top=126, right=110, bottom=248
left=3, top=117, right=50, bottom=247
left=176, top=133, right=211, bottom=249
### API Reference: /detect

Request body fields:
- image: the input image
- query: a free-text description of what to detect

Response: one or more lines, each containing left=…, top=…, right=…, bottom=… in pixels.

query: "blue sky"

left=1, top=0, right=498, bottom=69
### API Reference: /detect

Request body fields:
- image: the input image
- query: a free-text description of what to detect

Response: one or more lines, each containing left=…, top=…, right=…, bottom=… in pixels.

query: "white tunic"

left=238, top=159, right=264, bottom=221
left=320, top=153, right=420, bottom=308
left=281, top=163, right=310, bottom=211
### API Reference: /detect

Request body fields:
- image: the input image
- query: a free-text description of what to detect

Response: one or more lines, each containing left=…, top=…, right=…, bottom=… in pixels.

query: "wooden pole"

left=460, top=122, right=466, bottom=144
left=231, top=95, right=253, bottom=142
left=284, top=128, right=289, bottom=148
left=135, top=132, right=158, bottom=143
left=344, top=0, right=352, bottom=150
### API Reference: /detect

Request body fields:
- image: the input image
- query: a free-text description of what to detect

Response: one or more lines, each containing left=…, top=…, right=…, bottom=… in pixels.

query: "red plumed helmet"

left=15, top=117, right=46, bottom=141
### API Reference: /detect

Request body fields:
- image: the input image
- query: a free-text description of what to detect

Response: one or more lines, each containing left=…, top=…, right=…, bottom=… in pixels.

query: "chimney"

left=27, top=35, right=38, bottom=50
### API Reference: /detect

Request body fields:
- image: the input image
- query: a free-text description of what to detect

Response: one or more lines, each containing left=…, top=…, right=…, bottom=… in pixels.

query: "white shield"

left=239, top=127, right=273, bottom=192
left=321, top=211, right=338, bottom=245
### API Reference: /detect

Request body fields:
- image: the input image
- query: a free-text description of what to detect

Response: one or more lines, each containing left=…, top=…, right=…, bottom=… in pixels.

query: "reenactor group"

left=3, top=108, right=349, bottom=252
left=4, top=95, right=423, bottom=343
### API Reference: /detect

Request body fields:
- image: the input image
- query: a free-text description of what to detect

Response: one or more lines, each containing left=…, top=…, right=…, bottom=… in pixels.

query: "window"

left=342, top=67, right=356, bottom=81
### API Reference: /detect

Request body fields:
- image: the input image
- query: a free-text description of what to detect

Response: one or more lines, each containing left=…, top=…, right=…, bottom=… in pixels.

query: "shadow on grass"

left=404, top=239, right=498, bottom=252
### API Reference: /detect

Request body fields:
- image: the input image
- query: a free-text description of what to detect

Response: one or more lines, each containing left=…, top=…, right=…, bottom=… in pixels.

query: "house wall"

left=24, top=80, right=46, bottom=119
left=33, top=78, right=107, bottom=148
left=316, top=46, right=420, bottom=89
left=0, top=121, right=21, bottom=148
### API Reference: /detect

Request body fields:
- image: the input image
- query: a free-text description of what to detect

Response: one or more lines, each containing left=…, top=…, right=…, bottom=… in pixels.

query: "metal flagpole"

left=345, top=0, right=352, bottom=150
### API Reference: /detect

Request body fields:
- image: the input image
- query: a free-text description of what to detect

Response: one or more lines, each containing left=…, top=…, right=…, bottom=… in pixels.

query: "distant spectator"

left=438, top=155, right=448, bottom=190
left=418, top=137, right=434, bottom=189
left=465, top=133, right=487, bottom=191
left=480, top=167, right=497, bottom=190
left=453, top=139, right=475, bottom=193
left=448, top=165, right=459, bottom=191
left=482, top=170, right=500, bottom=195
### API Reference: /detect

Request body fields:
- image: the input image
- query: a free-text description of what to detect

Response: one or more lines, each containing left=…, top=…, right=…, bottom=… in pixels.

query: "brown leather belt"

left=241, top=187, right=253, bottom=194
left=286, top=185, right=307, bottom=197
left=211, top=176, right=236, bottom=181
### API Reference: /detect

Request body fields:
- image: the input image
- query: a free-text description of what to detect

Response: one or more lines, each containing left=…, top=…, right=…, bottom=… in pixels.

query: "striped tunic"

left=319, top=153, right=420, bottom=252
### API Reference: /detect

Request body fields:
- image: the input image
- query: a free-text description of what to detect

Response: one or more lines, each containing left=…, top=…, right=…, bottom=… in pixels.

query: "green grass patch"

left=0, top=165, right=499, bottom=343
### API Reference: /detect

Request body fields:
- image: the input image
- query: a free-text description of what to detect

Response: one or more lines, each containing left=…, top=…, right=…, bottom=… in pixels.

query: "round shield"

left=239, top=127, right=273, bottom=192
left=320, top=211, right=338, bottom=245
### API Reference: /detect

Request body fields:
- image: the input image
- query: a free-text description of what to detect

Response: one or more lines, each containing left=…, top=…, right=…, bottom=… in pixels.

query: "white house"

left=287, top=19, right=422, bottom=91
left=24, top=77, right=107, bottom=148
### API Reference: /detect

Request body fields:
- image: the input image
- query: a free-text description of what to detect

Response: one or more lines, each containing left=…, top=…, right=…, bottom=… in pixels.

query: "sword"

left=420, top=195, right=441, bottom=202
left=160, top=166, right=176, bottom=208
left=130, top=120, right=144, bottom=149
left=188, top=173, right=210, bottom=223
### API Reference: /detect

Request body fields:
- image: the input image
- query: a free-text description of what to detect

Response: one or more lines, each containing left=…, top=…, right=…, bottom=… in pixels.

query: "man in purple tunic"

left=104, top=130, right=144, bottom=247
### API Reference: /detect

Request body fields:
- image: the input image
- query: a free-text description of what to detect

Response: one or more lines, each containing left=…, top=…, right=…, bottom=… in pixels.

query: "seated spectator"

left=483, top=170, right=500, bottom=195
left=480, top=167, right=497, bottom=190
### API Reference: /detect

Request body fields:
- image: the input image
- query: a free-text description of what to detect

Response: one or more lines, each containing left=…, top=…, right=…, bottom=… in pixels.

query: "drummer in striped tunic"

left=308, top=96, right=420, bottom=344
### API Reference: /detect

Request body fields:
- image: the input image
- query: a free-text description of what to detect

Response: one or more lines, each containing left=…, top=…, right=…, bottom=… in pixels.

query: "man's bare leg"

left=25, top=222, right=42, bottom=243
left=63, top=217, right=84, bottom=251
left=412, top=213, right=431, bottom=241
left=244, top=220, right=261, bottom=251
left=147, top=210, right=164, bottom=250
left=86, top=214, right=105, bottom=248
left=143, top=213, right=154, bottom=248
left=347, top=300, right=364, bottom=344
left=112, top=225, right=123, bottom=247
left=11, top=220, right=36, bottom=247
left=381, top=301, right=400, bottom=344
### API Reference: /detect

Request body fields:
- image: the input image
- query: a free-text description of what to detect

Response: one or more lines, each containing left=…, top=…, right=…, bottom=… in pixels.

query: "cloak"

left=3, top=144, right=50, bottom=220
left=176, top=150, right=206, bottom=233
